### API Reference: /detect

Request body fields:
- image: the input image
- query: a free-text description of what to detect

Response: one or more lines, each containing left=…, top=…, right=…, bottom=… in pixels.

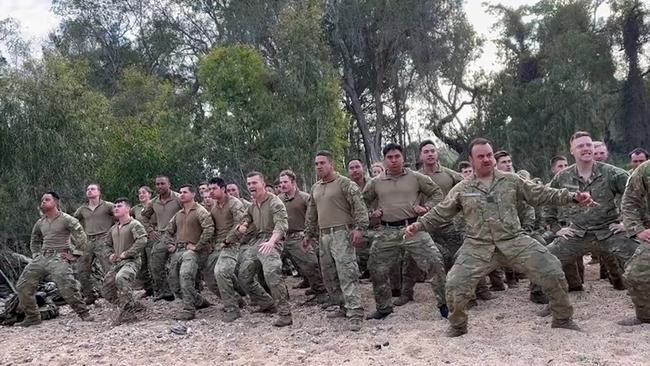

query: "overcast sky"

left=1, top=0, right=612, bottom=72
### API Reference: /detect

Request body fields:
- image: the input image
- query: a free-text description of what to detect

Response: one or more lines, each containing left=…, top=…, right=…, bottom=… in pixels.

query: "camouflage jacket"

left=30, top=211, right=88, bottom=254
left=622, top=160, right=650, bottom=237
left=415, top=169, right=576, bottom=243
left=544, top=162, right=628, bottom=239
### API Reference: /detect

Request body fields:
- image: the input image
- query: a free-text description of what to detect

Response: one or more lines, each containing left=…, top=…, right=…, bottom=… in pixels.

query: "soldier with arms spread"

left=405, top=138, right=595, bottom=337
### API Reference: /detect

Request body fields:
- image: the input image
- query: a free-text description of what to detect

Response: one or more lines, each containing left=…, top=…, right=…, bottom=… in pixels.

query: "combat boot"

left=551, top=319, right=581, bottom=331
left=529, top=291, right=549, bottom=304
left=445, top=325, right=467, bottom=337
left=15, top=315, right=42, bottom=327
left=349, top=317, right=362, bottom=332
left=223, top=310, right=241, bottom=323
left=252, top=304, right=277, bottom=314
left=196, top=298, right=212, bottom=310
left=476, top=289, right=496, bottom=301
left=611, top=278, right=626, bottom=291
left=617, top=317, right=650, bottom=326
left=79, top=312, right=95, bottom=322
left=366, top=309, right=393, bottom=320
left=326, top=308, right=346, bottom=319
left=154, top=293, right=175, bottom=302
left=393, top=295, right=414, bottom=306
left=273, top=315, right=293, bottom=327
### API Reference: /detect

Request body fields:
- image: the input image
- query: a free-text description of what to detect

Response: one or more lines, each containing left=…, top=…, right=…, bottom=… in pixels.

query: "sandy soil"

left=2, top=259, right=650, bottom=366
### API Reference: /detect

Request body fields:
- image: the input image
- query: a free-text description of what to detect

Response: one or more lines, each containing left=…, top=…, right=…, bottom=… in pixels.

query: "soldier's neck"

left=182, top=201, right=194, bottom=212
left=44, top=209, right=60, bottom=220
left=576, top=160, right=594, bottom=179
left=423, top=162, right=439, bottom=173
left=88, top=197, right=100, bottom=207
left=118, top=216, right=131, bottom=226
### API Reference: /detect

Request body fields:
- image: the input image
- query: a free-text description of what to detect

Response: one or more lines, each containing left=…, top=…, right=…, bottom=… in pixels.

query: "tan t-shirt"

left=211, top=196, right=246, bottom=243
left=281, top=191, right=310, bottom=233
left=106, top=219, right=147, bottom=258
left=73, top=200, right=114, bottom=236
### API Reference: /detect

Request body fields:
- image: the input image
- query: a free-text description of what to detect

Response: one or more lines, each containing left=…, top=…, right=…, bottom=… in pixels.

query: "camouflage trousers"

left=102, top=259, right=140, bottom=309
left=370, top=227, right=446, bottom=312
left=135, top=239, right=154, bottom=293
left=319, top=227, right=364, bottom=318
left=77, top=235, right=113, bottom=300
left=17, top=251, right=89, bottom=319
left=202, top=247, right=221, bottom=297
left=215, top=244, right=248, bottom=313
left=239, top=238, right=291, bottom=316
left=149, top=234, right=172, bottom=297
left=548, top=231, right=638, bottom=288
left=284, top=232, right=325, bottom=293
left=364, top=230, right=401, bottom=291
left=447, top=236, right=573, bottom=330
left=623, top=241, right=650, bottom=321
left=168, top=246, right=209, bottom=314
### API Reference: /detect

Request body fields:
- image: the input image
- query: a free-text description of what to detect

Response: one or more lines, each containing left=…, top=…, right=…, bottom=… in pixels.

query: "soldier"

left=163, top=184, right=214, bottom=320
left=458, top=161, right=473, bottom=180
left=132, top=186, right=154, bottom=298
left=545, top=131, right=639, bottom=293
left=620, top=160, right=650, bottom=325
left=227, top=183, right=251, bottom=208
left=74, top=183, right=115, bottom=305
left=208, top=177, right=248, bottom=322
left=413, top=140, right=495, bottom=304
left=550, top=155, right=569, bottom=177
left=405, top=137, right=595, bottom=337
left=304, top=150, right=369, bottom=331
left=593, top=141, right=609, bottom=163
left=363, top=143, right=447, bottom=320
left=102, top=198, right=147, bottom=325
left=16, top=192, right=93, bottom=326
left=278, top=170, right=327, bottom=300
left=140, top=176, right=182, bottom=301
left=629, top=148, right=649, bottom=172
left=229, top=172, right=293, bottom=327
left=347, top=159, right=373, bottom=280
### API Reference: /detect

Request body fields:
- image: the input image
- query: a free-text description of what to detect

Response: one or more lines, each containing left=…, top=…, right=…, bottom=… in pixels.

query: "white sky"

left=1, top=0, right=612, bottom=72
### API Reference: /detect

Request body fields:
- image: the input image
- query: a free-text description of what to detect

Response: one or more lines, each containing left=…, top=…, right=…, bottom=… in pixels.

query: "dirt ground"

left=2, top=258, right=650, bottom=366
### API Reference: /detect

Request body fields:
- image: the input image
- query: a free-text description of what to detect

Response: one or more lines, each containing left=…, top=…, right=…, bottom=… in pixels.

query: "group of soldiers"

left=9, top=130, right=650, bottom=337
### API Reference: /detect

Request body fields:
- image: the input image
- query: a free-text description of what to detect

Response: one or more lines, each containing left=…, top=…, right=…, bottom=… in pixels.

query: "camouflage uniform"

left=140, top=192, right=182, bottom=299
left=621, top=160, right=650, bottom=321
left=232, top=193, right=292, bottom=319
left=131, top=204, right=154, bottom=295
left=364, top=168, right=447, bottom=313
left=164, top=202, right=215, bottom=318
left=545, top=162, right=638, bottom=289
left=16, top=212, right=91, bottom=322
left=280, top=190, right=326, bottom=294
left=415, top=169, right=578, bottom=333
left=73, top=200, right=114, bottom=301
left=211, top=195, right=247, bottom=315
left=101, top=219, right=147, bottom=318
left=305, top=173, right=369, bottom=320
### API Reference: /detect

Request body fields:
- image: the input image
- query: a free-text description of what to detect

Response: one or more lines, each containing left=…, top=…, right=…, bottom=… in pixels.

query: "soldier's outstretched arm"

left=416, top=186, right=462, bottom=232
left=622, top=166, right=649, bottom=237
left=520, top=176, right=575, bottom=208
left=225, top=199, right=247, bottom=243
left=270, top=196, right=289, bottom=238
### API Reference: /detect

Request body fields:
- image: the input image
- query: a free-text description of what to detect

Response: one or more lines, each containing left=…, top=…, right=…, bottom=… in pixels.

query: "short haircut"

left=247, top=171, right=266, bottom=182
left=139, top=185, right=154, bottom=195
left=87, top=183, right=101, bottom=191
left=593, top=141, right=606, bottom=148
left=570, top=131, right=592, bottom=143
left=279, top=170, right=297, bottom=182
left=208, top=177, right=226, bottom=188
left=273, top=179, right=280, bottom=186
left=45, top=191, right=60, bottom=200
left=347, top=158, right=364, bottom=167
left=382, top=142, right=404, bottom=157
left=155, top=175, right=170, bottom=183
left=419, top=139, right=436, bottom=152
left=114, top=197, right=132, bottom=206
left=468, top=138, right=492, bottom=156
left=494, top=150, right=511, bottom=162
left=458, top=161, right=471, bottom=170
left=316, top=150, right=334, bottom=161
left=629, top=147, right=650, bottom=159
left=198, top=181, right=208, bottom=187
left=550, top=155, right=567, bottom=166
left=179, top=184, right=195, bottom=193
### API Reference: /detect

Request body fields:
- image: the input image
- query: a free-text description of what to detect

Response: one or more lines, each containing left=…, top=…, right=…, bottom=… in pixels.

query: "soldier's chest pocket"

left=589, top=181, right=613, bottom=202
left=460, top=193, right=484, bottom=215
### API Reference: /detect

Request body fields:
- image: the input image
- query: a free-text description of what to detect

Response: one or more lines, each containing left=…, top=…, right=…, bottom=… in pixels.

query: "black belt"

left=381, top=218, right=417, bottom=227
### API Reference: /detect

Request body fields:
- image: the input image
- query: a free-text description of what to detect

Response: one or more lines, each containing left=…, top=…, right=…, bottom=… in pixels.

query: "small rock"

left=382, top=341, right=389, bottom=347
left=374, top=344, right=382, bottom=350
